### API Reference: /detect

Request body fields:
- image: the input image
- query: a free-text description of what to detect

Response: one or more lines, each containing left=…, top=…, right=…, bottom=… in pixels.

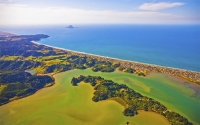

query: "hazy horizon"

left=0, top=0, right=199, bottom=25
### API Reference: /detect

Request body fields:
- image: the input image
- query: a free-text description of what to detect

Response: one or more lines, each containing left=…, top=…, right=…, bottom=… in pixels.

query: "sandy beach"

left=31, top=41, right=193, bottom=71
left=31, top=41, right=200, bottom=85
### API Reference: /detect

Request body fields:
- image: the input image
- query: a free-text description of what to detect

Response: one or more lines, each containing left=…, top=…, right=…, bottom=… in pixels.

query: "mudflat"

left=0, top=69, right=172, bottom=125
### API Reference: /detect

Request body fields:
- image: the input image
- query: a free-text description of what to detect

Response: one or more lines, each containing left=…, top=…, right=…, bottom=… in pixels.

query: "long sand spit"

left=32, top=41, right=200, bottom=85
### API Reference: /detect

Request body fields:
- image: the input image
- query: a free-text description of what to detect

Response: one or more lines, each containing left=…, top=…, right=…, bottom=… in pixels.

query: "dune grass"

left=0, top=56, right=19, bottom=61
left=0, top=85, right=6, bottom=93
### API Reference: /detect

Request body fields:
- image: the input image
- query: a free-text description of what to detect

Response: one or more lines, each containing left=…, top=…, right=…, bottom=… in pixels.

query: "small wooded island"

left=0, top=32, right=199, bottom=124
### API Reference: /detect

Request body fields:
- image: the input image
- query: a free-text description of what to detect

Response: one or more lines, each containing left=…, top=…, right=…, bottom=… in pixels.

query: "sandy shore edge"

left=31, top=41, right=199, bottom=73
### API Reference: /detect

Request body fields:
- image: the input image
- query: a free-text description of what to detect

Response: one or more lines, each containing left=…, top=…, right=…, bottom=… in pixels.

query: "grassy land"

left=0, top=85, right=6, bottom=93
left=0, top=69, right=200, bottom=125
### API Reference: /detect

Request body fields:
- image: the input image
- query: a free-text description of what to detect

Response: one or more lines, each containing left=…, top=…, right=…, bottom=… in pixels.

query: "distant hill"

left=0, top=31, right=16, bottom=37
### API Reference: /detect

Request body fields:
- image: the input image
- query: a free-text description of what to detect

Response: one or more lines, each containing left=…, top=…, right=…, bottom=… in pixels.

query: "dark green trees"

left=71, top=77, right=79, bottom=86
left=0, top=72, right=54, bottom=105
left=71, top=75, right=192, bottom=125
left=123, top=108, right=135, bottom=116
left=125, top=68, right=135, bottom=73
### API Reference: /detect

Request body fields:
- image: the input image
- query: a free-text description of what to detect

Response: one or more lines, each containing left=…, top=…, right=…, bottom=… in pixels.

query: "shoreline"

left=31, top=40, right=200, bottom=85
left=31, top=41, right=199, bottom=74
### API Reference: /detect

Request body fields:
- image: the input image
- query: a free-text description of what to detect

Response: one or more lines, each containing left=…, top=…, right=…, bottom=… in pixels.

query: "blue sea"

left=1, top=24, right=200, bottom=72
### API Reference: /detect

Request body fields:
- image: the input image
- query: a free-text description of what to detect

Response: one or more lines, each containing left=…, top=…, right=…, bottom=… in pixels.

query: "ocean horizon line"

left=1, top=23, right=200, bottom=27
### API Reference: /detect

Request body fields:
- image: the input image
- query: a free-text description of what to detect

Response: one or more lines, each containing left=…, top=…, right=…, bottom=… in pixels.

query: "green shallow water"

left=0, top=69, right=199, bottom=125
left=61, top=69, right=200, bottom=124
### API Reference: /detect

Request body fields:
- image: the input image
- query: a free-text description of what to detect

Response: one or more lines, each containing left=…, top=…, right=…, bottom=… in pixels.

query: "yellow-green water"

left=0, top=69, right=199, bottom=125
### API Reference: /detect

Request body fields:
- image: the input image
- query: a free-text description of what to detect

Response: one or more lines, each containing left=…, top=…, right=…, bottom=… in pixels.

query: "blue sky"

left=0, top=0, right=199, bottom=25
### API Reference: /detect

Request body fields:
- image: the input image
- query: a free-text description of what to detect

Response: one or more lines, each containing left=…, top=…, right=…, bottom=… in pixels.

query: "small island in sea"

left=0, top=32, right=199, bottom=125
left=65, top=25, right=74, bottom=28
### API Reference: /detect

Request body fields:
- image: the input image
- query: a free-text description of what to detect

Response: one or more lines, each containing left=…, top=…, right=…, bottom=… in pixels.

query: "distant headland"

left=65, top=25, right=74, bottom=28
left=0, top=31, right=16, bottom=37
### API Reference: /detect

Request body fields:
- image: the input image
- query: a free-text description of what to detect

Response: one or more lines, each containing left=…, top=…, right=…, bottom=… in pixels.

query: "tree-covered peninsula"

left=71, top=75, right=192, bottom=125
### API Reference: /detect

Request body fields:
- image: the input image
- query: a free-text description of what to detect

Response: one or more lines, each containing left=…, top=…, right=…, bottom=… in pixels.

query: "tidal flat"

left=0, top=69, right=199, bottom=125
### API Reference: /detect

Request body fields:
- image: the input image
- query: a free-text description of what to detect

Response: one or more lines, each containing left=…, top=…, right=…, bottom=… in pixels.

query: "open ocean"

left=1, top=24, right=200, bottom=72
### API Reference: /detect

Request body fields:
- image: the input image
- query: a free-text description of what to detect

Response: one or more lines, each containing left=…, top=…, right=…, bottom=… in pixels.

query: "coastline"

left=0, top=32, right=199, bottom=124
left=31, top=41, right=200, bottom=85
left=0, top=29, right=195, bottom=73
left=31, top=41, right=199, bottom=73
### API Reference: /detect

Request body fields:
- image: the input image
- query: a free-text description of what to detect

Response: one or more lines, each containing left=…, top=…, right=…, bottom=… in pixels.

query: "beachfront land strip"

left=0, top=33, right=199, bottom=124
left=0, top=33, right=199, bottom=104
left=0, top=34, right=199, bottom=84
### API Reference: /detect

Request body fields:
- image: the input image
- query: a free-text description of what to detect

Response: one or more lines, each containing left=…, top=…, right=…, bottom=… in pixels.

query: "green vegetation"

left=123, top=67, right=135, bottom=73
left=0, top=35, right=58, bottom=105
left=0, top=72, right=54, bottom=105
left=91, top=61, right=119, bottom=72
left=118, top=66, right=147, bottom=77
left=72, top=75, right=192, bottom=125
left=0, top=85, right=6, bottom=92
